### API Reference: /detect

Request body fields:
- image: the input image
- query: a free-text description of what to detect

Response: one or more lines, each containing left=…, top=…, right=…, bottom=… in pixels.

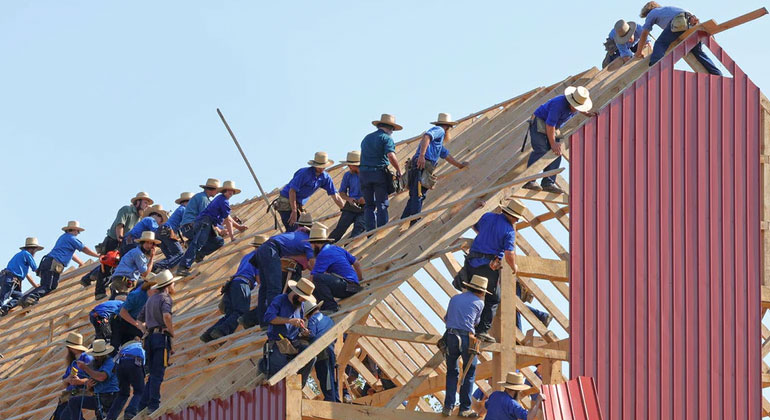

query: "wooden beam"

left=516, top=255, right=568, bottom=282
left=286, top=375, right=303, bottom=420
left=348, top=325, right=442, bottom=345
left=711, top=7, right=768, bottom=34
left=493, top=269, right=517, bottom=389
left=511, top=189, right=569, bottom=205
left=384, top=350, right=445, bottom=409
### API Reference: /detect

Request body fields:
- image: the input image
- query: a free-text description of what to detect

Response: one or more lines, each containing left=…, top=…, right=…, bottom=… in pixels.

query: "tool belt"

left=58, top=388, right=93, bottom=404
left=157, top=225, right=179, bottom=242
left=670, top=12, right=694, bottom=33
left=281, top=258, right=301, bottom=273
left=109, top=275, right=136, bottom=296
left=148, top=326, right=171, bottom=335
left=341, top=201, right=364, bottom=214
left=272, top=337, right=298, bottom=356
left=39, top=255, right=65, bottom=275
left=521, top=116, right=562, bottom=153
left=0, top=270, right=21, bottom=288
left=329, top=273, right=363, bottom=293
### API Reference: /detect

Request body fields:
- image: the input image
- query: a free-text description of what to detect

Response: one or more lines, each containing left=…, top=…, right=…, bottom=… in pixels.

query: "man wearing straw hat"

left=99, top=192, right=154, bottom=254
left=275, top=151, right=345, bottom=232
left=200, top=234, right=269, bottom=342
left=67, top=339, right=120, bottom=419
left=442, top=275, right=488, bottom=417
left=111, top=273, right=158, bottom=349
left=602, top=19, right=650, bottom=68
left=137, top=269, right=180, bottom=414
left=51, top=332, right=93, bottom=420
left=23, top=221, right=99, bottom=307
left=360, top=114, right=404, bottom=230
left=307, top=223, right=363, bottom=314
left=0, top=237, right=42, bottom=316
left=401, top=113, right=469, bottom=223
left=179, top=179, right=221, bottom=240
left=106, top=231, right=159, bottom=300
left=120, top=204, right=168, bottom=255
left=522, top=86, right=595, bottom=194
left=484, top=371, right=539, bottom=420
left=329, top=151, right=367, bottom=242
left=154, top=192, right=193, bottom=272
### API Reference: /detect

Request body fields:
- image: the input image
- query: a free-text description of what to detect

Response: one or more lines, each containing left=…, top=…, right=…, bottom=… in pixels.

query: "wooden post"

left=286, top=375, right=302, bottom=420
left=492, top=268, right=517, bottom=389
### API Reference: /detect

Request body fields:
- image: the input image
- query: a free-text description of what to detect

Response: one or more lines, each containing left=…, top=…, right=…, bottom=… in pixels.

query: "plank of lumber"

left=287, top=375, right=303, bottom=420
left=384, top=350, right=445, bottom=409
left=712, top=7, right=768, bottom=34
left=492, top=268, right=517, bottom=389
left=516, top=255, right=568, bottom=282
left=348, top=325, right=442, bottom=345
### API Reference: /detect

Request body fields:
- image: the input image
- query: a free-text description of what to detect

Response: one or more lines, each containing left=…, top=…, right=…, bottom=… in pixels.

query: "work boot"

left=476, top=332, right=496, bottom=343
left=210, top=329, right=226, bottom=340
left=176, top=267, right=192, bottom=277
left=20, top=297, right=35, bottom=308
left=459, top=409, right=479, bottom=418
left=541, top=313, right=553, bottom=327
left=194, top=254, right=205, bottom=263
left=442, top=407, right=453, bottom=417
left=0, top=307, right=8, bottom=317
left=522, top=181, right=542, bottom=191
left=94, top=293, right=107, bottom=301
left=200, top=330, right=213, bottom=343
left=80, top=276, right=91, bottom=287
left=541, top=183, right=565, bottom=194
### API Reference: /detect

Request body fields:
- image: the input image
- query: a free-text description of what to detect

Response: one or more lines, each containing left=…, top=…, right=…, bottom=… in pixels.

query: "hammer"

left=458, top=335, right=481, bottom=385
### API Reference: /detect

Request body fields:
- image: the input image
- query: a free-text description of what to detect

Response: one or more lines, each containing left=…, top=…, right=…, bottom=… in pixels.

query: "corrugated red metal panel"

left=156, top=380, right=286, bottom=420
left=541, top=376, right=604, bottom=420
left=570, top=32, right=761, bottom=420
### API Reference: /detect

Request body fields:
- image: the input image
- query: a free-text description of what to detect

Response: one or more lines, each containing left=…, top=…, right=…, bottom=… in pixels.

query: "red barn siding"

left=157, top=381, right=286, bottom=420
left=541, top=376, right=604, bottom=420
left=570, top=33, right=761, bottom=420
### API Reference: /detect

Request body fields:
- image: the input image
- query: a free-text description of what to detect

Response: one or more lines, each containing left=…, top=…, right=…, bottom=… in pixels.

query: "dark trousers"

left=278, top=210, right=299, bottom=232
left=180, top=223, right=194, bottom=241
left=359, top=168, right=390, bottom=231
left=329, top=210, right=365, bottom=242
left=51, top=402, right=70, bottom=420
left=25, top=256, right=61, bottom=302
left=0, top=273, right=21, bottom=312
left=525, top=122, right=561, bottom=187
left=111, top=317, right=143, bottom=350
left=267, top=342, right=316, bottom=385
left=515, top=284, right=550, bottom=331
left=99, top=236, right=120, bottom=254
left=67, top=393, right=115, bottom=420
left=90, top=312, right=113, bottom=341
left=106, top=357, right=145, bottom=420
left=400, top=166, right=425, bottom=222
left=92, top=266, right=114, bottom=298
left=156, top=227, right=184, bottom=270
left=468, top=263, right=501, bottom=335
left=119, top=237, right=138, bottom=256
left=139, top=333, right=171, bottom=413
left=180, top=216, right=224, bottom=269
left=255, top=242, right=283, bottom=327
left=312, top=273, right=358, bottom=312
left=444, top=332, right=476, bottom=412
left=209, top=280, right=251, bottom=336
left=315, top=348, right=339, bottom=402
left=649, top=25, right=721, bottom=75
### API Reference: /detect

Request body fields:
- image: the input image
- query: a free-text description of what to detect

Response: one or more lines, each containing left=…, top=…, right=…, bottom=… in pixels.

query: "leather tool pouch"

left=670, top=12, right=689, bottom=32
left=420, top=160, right=438, bottom=190
left=345, top=280, right=363, bottom=294
left=342, top=202, right=364, bottom=214
left=276, top=337, right=298, bottom=355
left=273, top=195, right=292, bottom=212
left=535, top=117, right=561, bottom=138
left=51, top=259, right=65, bottom=274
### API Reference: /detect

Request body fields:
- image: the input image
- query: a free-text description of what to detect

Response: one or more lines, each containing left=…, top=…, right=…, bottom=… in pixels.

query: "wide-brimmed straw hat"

left=131, top=192, right=154, bottom=205
left=137, top=231, right=161, bottom=245
left=145, top=204, right=169, bottom=224
left=564, top=86, right=592, bottom=112
left=175, top=192, right=194, bottom=205
left=501, top=199, right=528, bottom=222
left=308, top=152, right=334, bottom=169
left=304, top=301, right=325, bottom=317
left=21, top=237, right=44, bottom=251
left=200, top=178, right=221, bottom=190
left=499, top=371, right=532, bottom=391
left=251, top=234, right=269, bottom=247
left=219, top=180, right=242, bottom=195
left=613, top=19, right=638, bottom=44
left=431, top=112, right=458, bottom=127
left=151, top=269, right=182, bottom=289
left=306, top=223, right=333, bottom=243
left=296, top=212, right=314, bottom=227
left=371, top=113, right=403, bottom=131
left=87, top=339, right=114, bottom=357
left=287, top=278, right=317, bottom=304
left=62, top=221, right=85, bottom=232
left=340, top=151, right=361, bottom=166
left=463, top=275, right=492, bottom=295
left=64, top=332, right=89, bottom=352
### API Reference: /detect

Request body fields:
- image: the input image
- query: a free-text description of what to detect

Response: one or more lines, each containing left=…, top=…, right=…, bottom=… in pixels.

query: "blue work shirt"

left=642, top=6, right=687, bottom=31
left=5, top=249, right=38, bottom=279
left=127, top=217, right=159, bottom=239
left=360, top=129, right=396, bottom=168
left=111, top=247, right=148, bottom=281
left=413, top=126, right=450, bottom=165
left=198, top=194, right=231, bottom=225
left=165, top=205, right=186, bottom=231
left=122, top=287, right=148, bottom=319
left=307, top=311, right=335, bottom=352
left=339, top=171, right=362, bottom=200
left=63, top=353, right=94, bottom=391
left=119, top=341, right=146, bottom=362
left=91, top=357, right=119, bottom=394
left=92, top=300, right=124, bottom=318
left=271, top=231, right=314, bottom=260
left=265, top=294, right=304, bottom=341
left=180, top=191, right=212, bottom=226
left=533, top=95, right=577, bottom=129
left=311, top=244, right=358, bottom=283
left=280, top=167, right=337, bottom=205
left=445, top=291, right=484, bottom=333
left=609, top=24, right=644, bottom=58
left=469, top=212, right=516, bottom=268
left=485, top=391, right=529, bottom=419
left=232, top=250, right=259, bottom=288
left=473, top=388, right=485, bottom=401
left=47, top=233, right=84, bottom=266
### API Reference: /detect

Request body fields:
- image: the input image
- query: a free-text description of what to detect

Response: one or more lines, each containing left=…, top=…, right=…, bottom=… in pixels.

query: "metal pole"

left=217, top=108, right=283, bottom=232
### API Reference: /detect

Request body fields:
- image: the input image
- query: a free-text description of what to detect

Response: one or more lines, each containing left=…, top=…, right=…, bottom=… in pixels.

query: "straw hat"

left=64, top=332, right=88, bottom=352
left=136, top=231, right=161, bottom=245
left=151, top=269, right=182, bottom=289
left=499, top=371, right=532, bottom=392
left=501, top=199, right=528, bottom=222
left=251, top=234, right=269, bottom=247
left=304, top=301, right=325, bottom=317
left=340, top=151, right=361, bottom=166
left=296, top=212, right=314, bottom=227
left=200, top=178, right=221, bottom=189
left=146, top=204, right=169, bottom=224
left=371, top=113, right=403, bottom=131
left=21, top=237, right=44, bottom=251
left=431, top=113, right=458, bottom=127
left=306, top=223, right=333, bottom=243
left=175, top=192, right=194, bottom=205
left=564, top=86, right=593, bottom=112
left=219, top=180, right=242, bottom=195
left=463, top=275, right=492, bottom=295
left=613, top=19, right=638, bottom=44
left=308, top=152, right=335, bottom=169
left=131, top=192, right=154, bottom=205
left=62, top=221, right=85, bottom=232
left=87, top=339, right=114, bottom=357
left=287, top=278, right=317, bottom=304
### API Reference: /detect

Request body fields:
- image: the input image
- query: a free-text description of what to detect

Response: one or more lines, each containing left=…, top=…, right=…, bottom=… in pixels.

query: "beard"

left=141, top=246, right=153, bottom=256
left=291, top=295, right=302, bottom=307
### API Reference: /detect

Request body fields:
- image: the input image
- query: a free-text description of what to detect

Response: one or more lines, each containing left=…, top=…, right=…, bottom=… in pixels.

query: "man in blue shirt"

left=401, top=113, right=469, bottom=222
left=105, top=340, right=146, bottom=420
left=155, top=192, right=192, bottom=272
left=98, top=192, right=154, bottom=255
left=0, top=237, right=42, bottom=316
left=276, top=152, right=345, bottom=232
left=603, top=19, right=650, bottom=68
left=121, top=204, right=167, bottom=255
left=90, top=299, right=124, bottom=342
left=112, top=278, right=156, bottom=350
left=177, top=181, right=247, bottom=276
left=108, top=231, right=159, bottom=300
left=68, top=339, right=120, bottom=419
left=23, top=221, right=99, bottom=307
left=329, top=151, right=367, bottom=242
left=484, top=372, right=536, bottom=420
left=442, top=275, right=487, bottom=417
left=200, top=234, right=268, bottom=343
left=307, top=223, right=363, bottom=314
left=635, top=2, right=721, bottom=75
left=522, top=86, right=595, bottom=194
left=304, top=302, right=338, bottom=402
left=360, top=114, right=404, bottom=231
left=52, top=332, right=94, bottom=420
left=180, top=178, right=220, bottom=240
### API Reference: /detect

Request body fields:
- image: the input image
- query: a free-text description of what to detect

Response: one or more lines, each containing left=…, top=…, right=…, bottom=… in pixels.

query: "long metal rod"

left=217, top=108, right=283, bottom=232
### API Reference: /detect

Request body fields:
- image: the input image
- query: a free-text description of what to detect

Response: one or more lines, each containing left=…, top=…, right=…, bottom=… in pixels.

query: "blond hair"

left=640, top=1, right=661, bottom=18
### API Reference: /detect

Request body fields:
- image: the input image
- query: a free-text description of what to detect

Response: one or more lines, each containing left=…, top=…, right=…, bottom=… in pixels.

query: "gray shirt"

left=138, top=291, right=172, bottom=330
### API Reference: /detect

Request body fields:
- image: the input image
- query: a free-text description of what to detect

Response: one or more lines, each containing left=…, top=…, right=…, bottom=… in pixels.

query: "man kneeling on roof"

left=153, top=192, right=193, bottom=272
left=261, top=278, right=318, bottom=386
left=307, top=223, right=364, bottom=314
left=90, top=299, right=124, bottom=343
left=106, top=231, right=158, bottom=300
left=66, top=339, right=120, bottom=420
left=121, top=204, right=168, bottom=255
left=485, top=371, right=541, bottom=420
left=602, top=19, right=651, bottom=68
left=0, top=237, right=42, bottom=316
left=111, top=275, right=156, bottom=350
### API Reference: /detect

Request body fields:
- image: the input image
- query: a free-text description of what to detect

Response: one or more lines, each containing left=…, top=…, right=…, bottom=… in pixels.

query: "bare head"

left=640, top=1, right=661, bottom=18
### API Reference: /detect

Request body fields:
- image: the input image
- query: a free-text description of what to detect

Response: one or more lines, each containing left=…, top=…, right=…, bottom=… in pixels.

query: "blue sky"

left=1, top=1, right=768, bottom=262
